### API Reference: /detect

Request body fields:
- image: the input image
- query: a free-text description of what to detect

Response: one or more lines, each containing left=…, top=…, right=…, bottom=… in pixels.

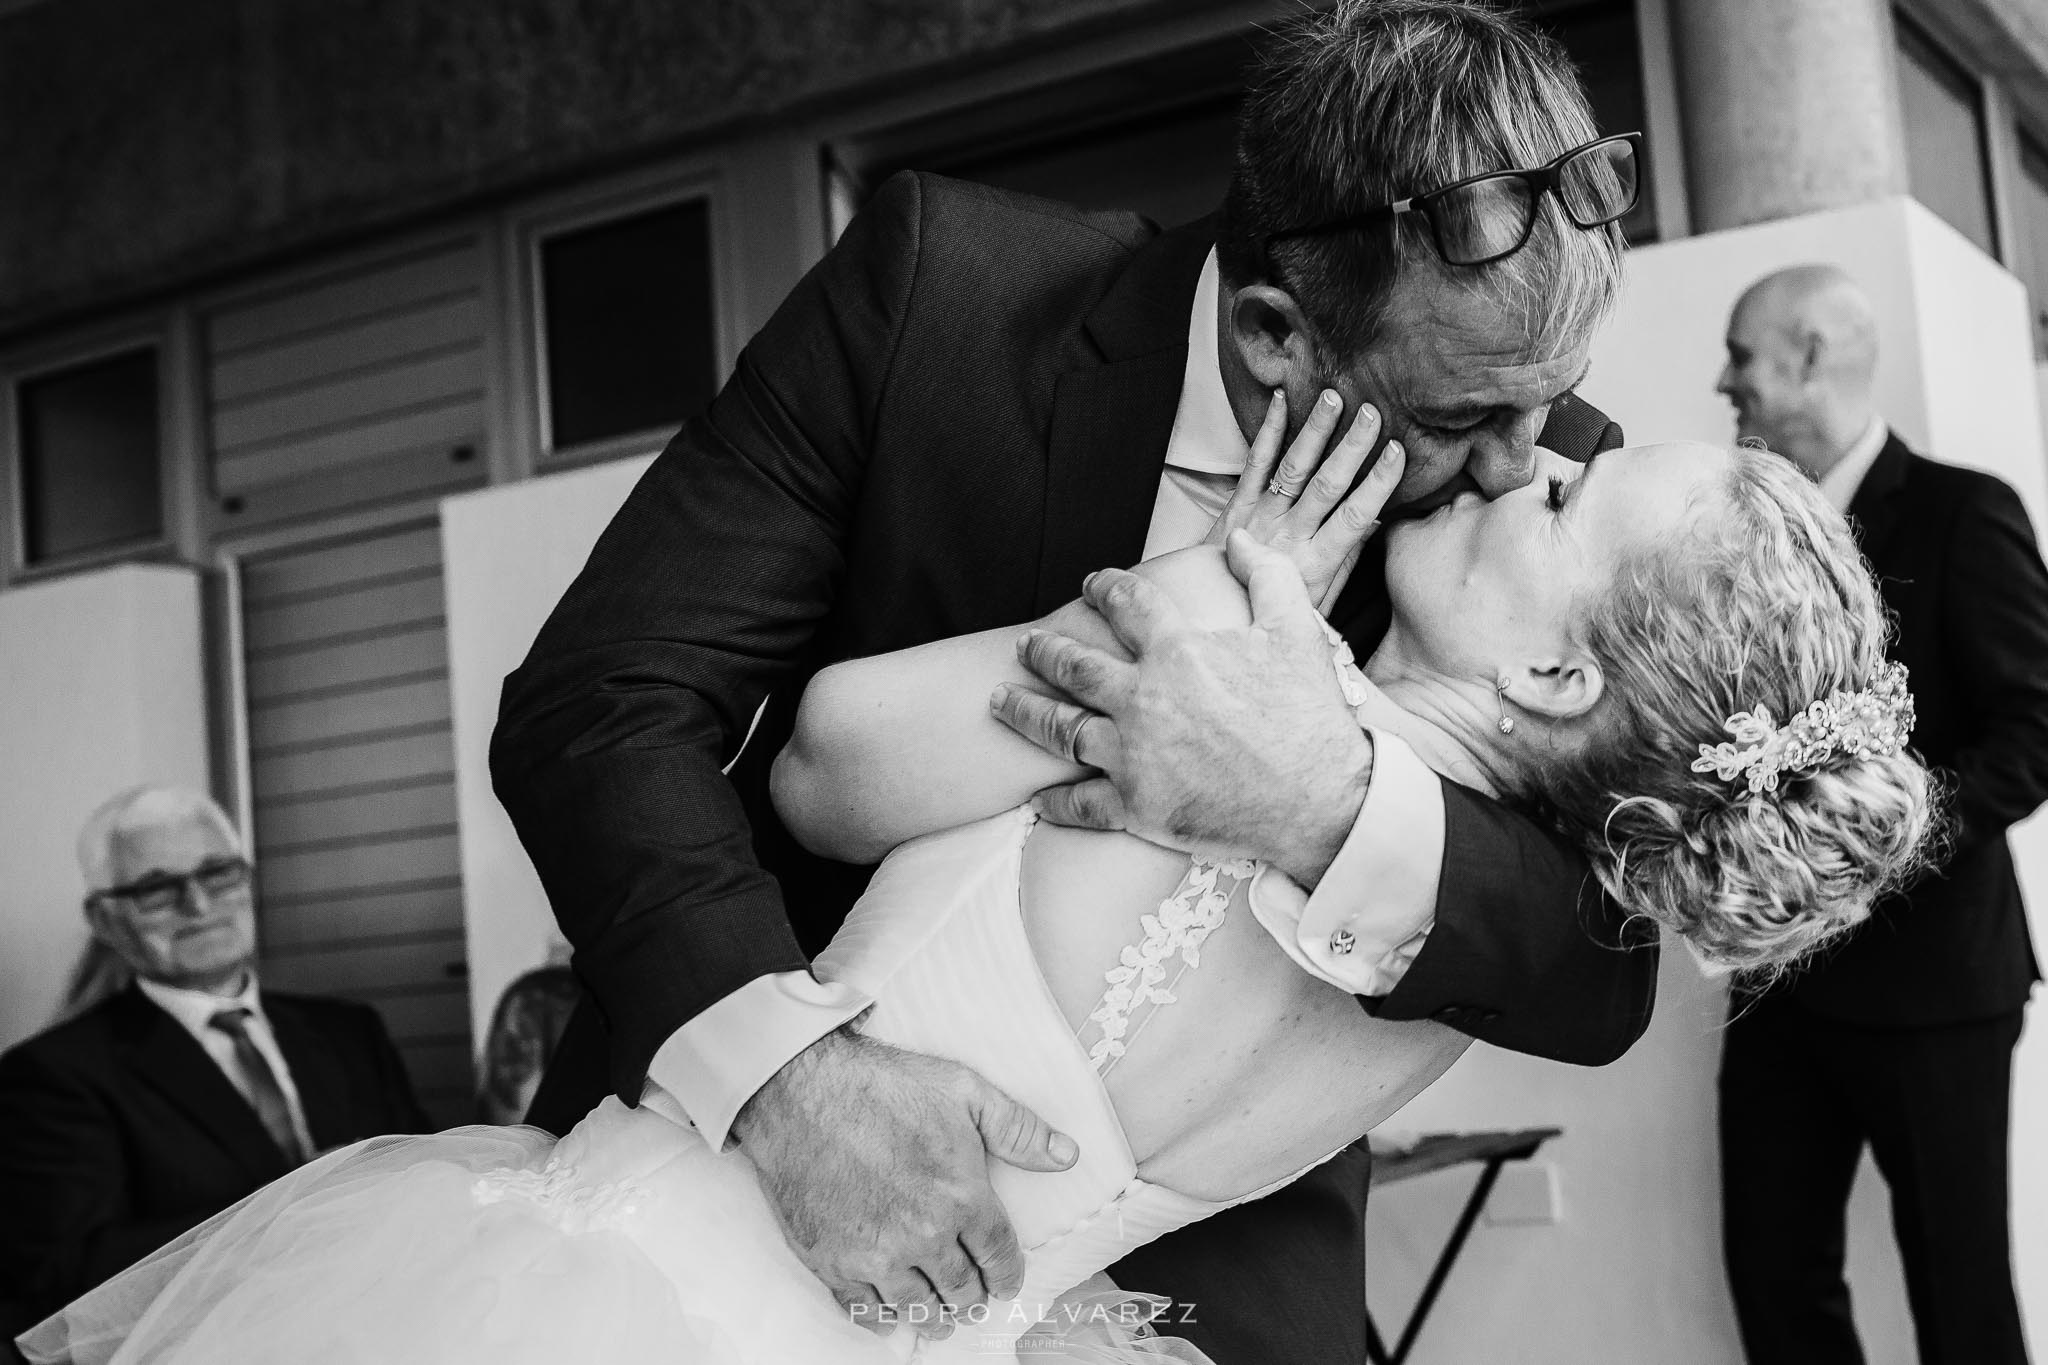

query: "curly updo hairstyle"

left=1536, top=446, right=1938, bottom=978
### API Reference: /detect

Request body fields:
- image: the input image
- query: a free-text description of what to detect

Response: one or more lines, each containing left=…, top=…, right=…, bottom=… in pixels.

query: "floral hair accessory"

left=1691, top=662, right=1915, bottom=796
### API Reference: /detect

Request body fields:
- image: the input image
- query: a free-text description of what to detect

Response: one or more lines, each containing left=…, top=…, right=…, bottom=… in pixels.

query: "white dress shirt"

left=1818, top=416, right=1889, bottom=513
left=652, top=251, right=1447, bottom=1148
left=136, top=972, right=316, bottom=1158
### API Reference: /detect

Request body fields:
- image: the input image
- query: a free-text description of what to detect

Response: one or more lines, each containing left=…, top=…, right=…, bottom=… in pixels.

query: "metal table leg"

left=1364, top=1155, right=1512, bottom=1365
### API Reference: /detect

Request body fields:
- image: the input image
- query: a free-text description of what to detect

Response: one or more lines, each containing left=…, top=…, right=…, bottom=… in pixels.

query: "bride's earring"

left=1495, top=675, right=1515, bottom=735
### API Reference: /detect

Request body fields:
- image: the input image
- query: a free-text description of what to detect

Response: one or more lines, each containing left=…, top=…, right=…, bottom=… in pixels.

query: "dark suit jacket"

left=0, top=985, right=426, bottom=1327
left=492, top=172, right=1658, bottom=1123
left=1783, top=433, right=2048, bottom=1024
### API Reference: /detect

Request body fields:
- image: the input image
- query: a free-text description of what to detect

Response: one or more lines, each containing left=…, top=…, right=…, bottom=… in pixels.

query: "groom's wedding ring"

left=1052, top=709, right=1094, bottom=766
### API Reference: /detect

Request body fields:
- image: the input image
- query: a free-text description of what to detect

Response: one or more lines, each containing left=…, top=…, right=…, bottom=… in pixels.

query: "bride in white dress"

left=21, top=437, right=1933, bottom=1365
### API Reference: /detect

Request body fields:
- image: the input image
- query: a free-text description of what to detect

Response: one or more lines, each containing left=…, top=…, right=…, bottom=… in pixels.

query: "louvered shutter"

left=239, top=520, right=472, bottom=1129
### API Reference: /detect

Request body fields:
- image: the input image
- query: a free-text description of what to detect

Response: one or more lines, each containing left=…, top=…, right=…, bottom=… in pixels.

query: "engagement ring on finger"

left=1268, top=476, right=1301, bottom=498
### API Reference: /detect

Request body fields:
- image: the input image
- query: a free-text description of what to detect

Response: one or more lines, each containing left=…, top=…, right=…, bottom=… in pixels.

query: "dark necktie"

left=209, top=1007, right=306, bottom=1165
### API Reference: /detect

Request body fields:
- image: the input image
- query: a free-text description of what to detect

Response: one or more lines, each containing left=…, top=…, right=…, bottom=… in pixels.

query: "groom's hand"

left=992, top=531, right=1373, bottom=887
left=732, top=1026, right=1078, bottom=1339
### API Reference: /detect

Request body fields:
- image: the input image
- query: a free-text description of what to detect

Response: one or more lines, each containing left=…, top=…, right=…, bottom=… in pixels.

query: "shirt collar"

left=137, top=970, right=262, bottom=1034
left=1818, top=416, right=1888, bottom=513
left=1163, top=251, right=1252, bottom=476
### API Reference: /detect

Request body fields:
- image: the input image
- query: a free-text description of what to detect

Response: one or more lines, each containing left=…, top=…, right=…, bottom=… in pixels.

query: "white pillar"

left=1672, top=0, right=1909, bottom=231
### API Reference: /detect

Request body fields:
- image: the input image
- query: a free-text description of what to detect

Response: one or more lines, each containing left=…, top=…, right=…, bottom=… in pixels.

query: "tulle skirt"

left=18, top=1100, right=1212, bottom=1364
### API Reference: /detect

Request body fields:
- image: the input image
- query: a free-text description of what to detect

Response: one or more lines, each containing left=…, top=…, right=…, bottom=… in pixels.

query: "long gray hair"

left=56, top=936, right=133, bottom=1022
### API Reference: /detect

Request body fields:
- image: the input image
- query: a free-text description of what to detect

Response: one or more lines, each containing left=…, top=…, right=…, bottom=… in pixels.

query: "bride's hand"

left=1205, top=389, right=1404, bottom=613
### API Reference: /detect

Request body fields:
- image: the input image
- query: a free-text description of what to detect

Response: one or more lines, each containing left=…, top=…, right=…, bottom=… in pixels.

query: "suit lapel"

left=266, top=996, right=349, bottom=1150
left=1032, top=217, right=1217, bottom=615
left=1035, top=359, right=1186, bottom=612
left=112, top=987, right=288, bottom=1182
left=1846, top=432, right=1912, bottom=558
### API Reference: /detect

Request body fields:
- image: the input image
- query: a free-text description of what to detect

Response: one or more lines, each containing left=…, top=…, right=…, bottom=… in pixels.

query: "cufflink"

left=1329, top=929, right=1356, bottom=956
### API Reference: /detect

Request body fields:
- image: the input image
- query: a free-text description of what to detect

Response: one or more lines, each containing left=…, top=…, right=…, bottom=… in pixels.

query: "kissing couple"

left=22, top=3, right=1935, bottom=1363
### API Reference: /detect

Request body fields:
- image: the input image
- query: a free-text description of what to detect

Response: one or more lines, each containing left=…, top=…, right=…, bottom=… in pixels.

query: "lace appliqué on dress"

left=1077, top=856, right=1257, bottom=1077
left=471, top=1156, right=649, bottom=1235
left=1321, top=618, right=1371, bottom=709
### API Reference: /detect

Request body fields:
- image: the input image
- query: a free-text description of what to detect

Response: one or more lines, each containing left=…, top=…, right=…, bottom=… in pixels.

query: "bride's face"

left=1383, top=442, right=1731, bottom=679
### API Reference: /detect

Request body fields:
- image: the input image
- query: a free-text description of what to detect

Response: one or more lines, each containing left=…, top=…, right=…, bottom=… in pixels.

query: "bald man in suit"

left=1715, top=265, right=2048, bottom=1365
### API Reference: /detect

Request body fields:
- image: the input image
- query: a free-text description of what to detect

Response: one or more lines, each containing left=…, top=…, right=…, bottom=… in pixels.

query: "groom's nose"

left=1466, top=417, right=1539, bottom=499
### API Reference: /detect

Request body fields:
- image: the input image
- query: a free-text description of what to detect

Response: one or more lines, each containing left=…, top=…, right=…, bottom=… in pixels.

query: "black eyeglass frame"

left=88, top=856, right=254, bottom=916
left=1263, top=131, right=1644, bottom=271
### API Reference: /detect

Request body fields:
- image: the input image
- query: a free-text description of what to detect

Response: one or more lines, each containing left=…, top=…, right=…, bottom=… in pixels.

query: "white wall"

left=1911, top=217, right=2048, bottom=1365
left=0, top=564, right=210, bottom=1050
left=1364, top=197, right=2048, bottom=1364
left=441, top=456, right=655, bottom=1043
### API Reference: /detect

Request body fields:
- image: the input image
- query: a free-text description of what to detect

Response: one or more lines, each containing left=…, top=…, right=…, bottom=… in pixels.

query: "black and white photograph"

left=0, top=1, right=2044, bottom=1361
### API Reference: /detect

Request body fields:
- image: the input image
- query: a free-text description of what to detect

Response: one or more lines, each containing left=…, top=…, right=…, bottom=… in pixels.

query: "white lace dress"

left=18, top=810, right=1381, bottom=1365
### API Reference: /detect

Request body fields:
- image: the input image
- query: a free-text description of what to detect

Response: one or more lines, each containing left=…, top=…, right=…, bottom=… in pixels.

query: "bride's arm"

left=771, top=544, right=1253, bottom=863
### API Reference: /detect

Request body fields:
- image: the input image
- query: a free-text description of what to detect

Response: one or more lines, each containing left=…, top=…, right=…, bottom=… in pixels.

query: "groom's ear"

left=1227, top=285, right=1320, bottom=392
left=1515, top=651, right=1605, bottom=724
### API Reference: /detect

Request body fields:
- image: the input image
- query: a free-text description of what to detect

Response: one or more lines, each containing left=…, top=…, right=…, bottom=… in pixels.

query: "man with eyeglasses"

left=495, top=3, right=1654, bottom=1361
left=0, top=787, right=426, bottom=1331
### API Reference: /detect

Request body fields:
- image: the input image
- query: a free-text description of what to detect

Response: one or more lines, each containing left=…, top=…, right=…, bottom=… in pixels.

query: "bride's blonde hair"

left=1536, top=446, right=1938, bottom=977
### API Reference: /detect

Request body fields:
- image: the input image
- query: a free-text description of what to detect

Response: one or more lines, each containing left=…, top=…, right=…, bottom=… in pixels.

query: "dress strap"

left=1074, top=855, right=1257, bottom=1077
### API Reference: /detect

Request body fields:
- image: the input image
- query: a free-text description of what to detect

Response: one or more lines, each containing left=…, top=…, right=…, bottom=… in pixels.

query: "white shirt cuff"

left=647, top=970, right=873, bottom=1150
left=1247, top=728, right=1444, bottom=996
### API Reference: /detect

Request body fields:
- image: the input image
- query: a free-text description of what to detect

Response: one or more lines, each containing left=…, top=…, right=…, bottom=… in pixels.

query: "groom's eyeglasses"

left=1264, top=132, right=1642, bottom=270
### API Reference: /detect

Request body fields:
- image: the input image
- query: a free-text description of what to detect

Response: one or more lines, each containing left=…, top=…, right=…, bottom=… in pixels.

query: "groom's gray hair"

left=1217, top=0, right=1625, bottom=361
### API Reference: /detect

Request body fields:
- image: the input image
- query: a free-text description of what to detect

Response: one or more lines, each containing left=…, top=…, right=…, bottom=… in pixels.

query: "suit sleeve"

left=1373, top=784, right=1658, bottom=1064
left=0, top=1044, right=199, bottom=1316
left=489, top=174, right=924, bottom=1101
left=1935, top=475, right=2048, bottom=854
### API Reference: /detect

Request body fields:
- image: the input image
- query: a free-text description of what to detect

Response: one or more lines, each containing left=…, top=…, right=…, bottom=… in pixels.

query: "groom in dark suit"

left=494, top=5, right=1658, bottom=1361
left=1715, top=265, right=2048, bottom=1365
